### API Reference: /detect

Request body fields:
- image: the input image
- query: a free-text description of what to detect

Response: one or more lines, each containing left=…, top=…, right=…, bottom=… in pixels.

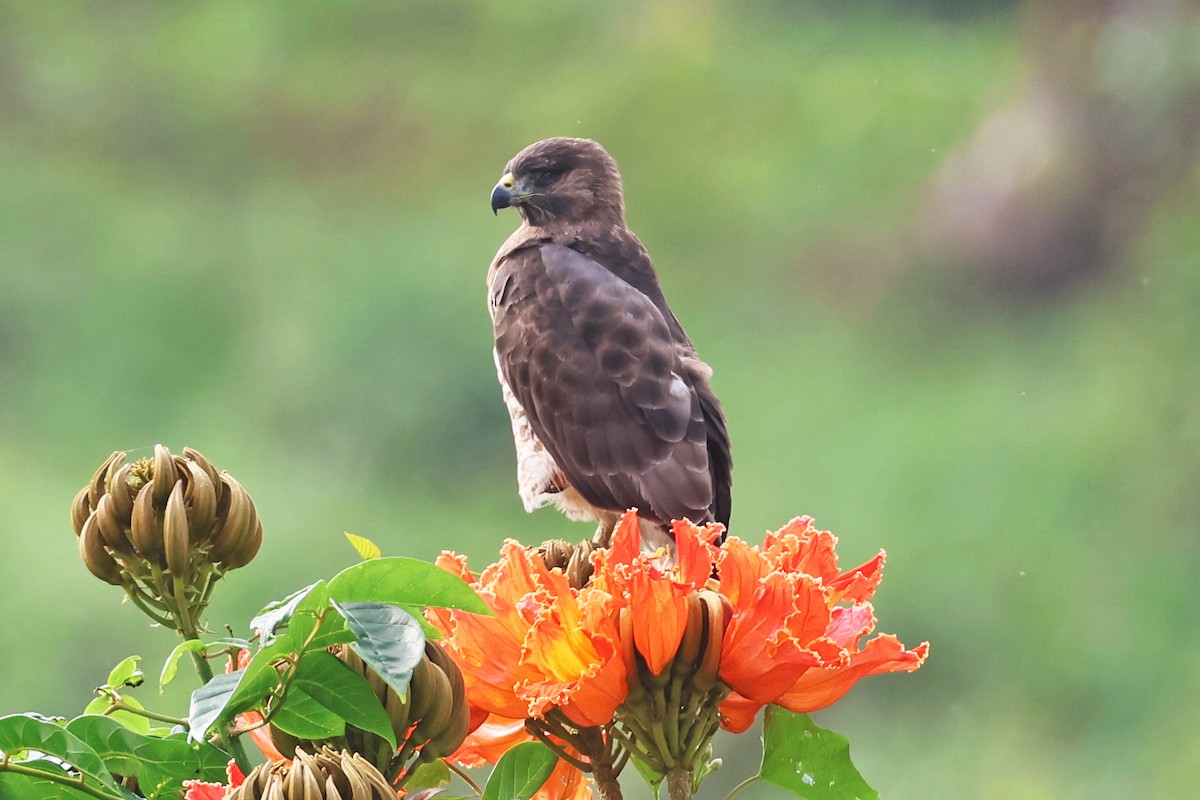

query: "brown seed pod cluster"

left=536, top=538, right=597, bottom=590
left=229, top=746, right=396, bottom=800
left=71, top=446, right=262, bottom=617
left=271, top=642, right=471, bottom=786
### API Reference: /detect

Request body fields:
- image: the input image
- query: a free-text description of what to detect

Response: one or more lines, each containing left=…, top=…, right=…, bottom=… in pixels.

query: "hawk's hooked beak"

left=491, top=172, right=517, bottom=215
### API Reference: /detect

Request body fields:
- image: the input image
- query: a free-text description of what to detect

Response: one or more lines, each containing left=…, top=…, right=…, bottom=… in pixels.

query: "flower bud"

left=70, top=445, right=264, bottom=626
left=151, top=444, right=175, bottom=509
left=229, top=746, right=395, bottom=800
left=271, top=642, right=470, bottom=786
left=94, top=494, right=132, bottom=555
left=79, top=514, right=122, bottom=586
left=535, top=538, right=596, bottom=590
left=163, top=480, right=190, bottom=579
left=128, top=481, right=161, bottom=561
left=71, top=486, right=91, bottom=537
left=209, top=473, right=262, bottom=569
left=536, top=538, right=573, bottom=570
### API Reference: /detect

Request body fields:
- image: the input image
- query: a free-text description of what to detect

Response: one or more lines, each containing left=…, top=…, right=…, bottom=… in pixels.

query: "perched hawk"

left=487, top=137, right=731, bottom=547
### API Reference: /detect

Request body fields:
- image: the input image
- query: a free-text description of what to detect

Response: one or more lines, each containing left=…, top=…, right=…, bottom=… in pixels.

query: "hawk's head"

left=490, top=138, right=625, bottom=227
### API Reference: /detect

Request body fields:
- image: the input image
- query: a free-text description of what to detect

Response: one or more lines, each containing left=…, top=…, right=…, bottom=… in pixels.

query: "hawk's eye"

left=526, top=166, right=559, bottom=185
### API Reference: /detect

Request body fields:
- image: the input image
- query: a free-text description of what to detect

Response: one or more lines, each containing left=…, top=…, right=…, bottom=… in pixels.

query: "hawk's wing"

left=491, top=242, right=715, bottom=525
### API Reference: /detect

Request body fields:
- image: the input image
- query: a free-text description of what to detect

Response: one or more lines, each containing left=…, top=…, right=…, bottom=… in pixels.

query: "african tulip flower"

left=590, top=514, right=722, bottom=675
left=182, top=759, right=245, bottom=800
left=713, top=517, right=929, bottom=732
left=431, top=540, right=627, bottom=729
left=433, top=511, right=927, bottom=796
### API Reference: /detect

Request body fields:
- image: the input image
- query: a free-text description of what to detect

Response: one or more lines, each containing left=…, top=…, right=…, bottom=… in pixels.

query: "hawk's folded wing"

left=491, top=243, right=715, bottom=525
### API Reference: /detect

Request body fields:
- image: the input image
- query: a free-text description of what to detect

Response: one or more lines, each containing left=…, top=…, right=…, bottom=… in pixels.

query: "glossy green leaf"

left=0, top=770, right=130, bottom=800
left=398, top=603, right=445, bottom=641
left=82, top=695, right=151, bottom=736
left=331, top=601, right=425, bottom=698
left=161, top=638, right=254, bottom=691
left=270, top=686, right=345, bottom=740
left=225, top=637, right=296, bottom=710
left=345, top=532, right=382, bottom=560
left=186, top=645, right=283, bottom=744
left=327, top=557, right=489, bottom=614
left=0, top=713, right=122, bottom=797
left=105, top=657, right=143, bottom=689
left=481, top=741, right=557, bottom=800
left=251, top=581, right=328, bottom=645
left=65, top=715, right=224, bottom=798
left=187, top=670, right=243, bottom=744
left=160, top=640, right=205, bottom=691
left=405, top=758, right=452, bottom=792
left=760, top=707, right=879, bottom=800
left=304, top=612, right=356, bottom=651
left=293, top=651, right=396, bottom=748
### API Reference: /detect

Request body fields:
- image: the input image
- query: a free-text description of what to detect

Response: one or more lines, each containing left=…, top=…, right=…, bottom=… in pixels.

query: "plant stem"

left=0, top=758, right=122, bottom=800
left=667, top=766, right=694, bottom=800
left=170, top=603, right=254, bottom=776
left=446, top=760, right=484, bottom=797
left=104, top=701, right=188, bottom=727
left=723, top=775, right=759, bottom=800
left=577, top=726, right=624, bottom=800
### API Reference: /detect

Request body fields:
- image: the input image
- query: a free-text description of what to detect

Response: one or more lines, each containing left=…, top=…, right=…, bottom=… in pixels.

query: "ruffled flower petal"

left=776, top=635, right=930, bottom=714
left=434, top=540, right=628, bottom=729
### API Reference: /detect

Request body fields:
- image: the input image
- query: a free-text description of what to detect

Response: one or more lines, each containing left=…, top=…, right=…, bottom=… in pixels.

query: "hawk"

left=487, top=137, right=731, bottom=547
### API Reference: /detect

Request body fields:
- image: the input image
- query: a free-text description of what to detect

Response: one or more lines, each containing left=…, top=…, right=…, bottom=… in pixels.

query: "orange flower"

left=433, top=512, right=927, bottom=772
left=714, top=517, right=928, bottom=733
left=451, top=713, right=592, bottom=800
left=432, top=541, right=627, bottom=729
left=591, top=512, right=721, bottom=675
left=182, top=759, right=245, bottom=800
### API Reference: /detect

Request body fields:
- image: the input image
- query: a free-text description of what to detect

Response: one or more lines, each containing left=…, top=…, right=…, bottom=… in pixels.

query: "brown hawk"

left=487, top=137, right=731, bottom=547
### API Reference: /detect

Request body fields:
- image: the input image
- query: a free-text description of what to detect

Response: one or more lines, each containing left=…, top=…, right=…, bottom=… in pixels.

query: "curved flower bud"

left=78, top=514, right=123, bottom=586
left=128, top=481, right=161, bottom=562
left=163, top=480, right=191, bottom=579
left=70, top=445, right=265, bottom=630
left=228, top=746, right=395, bottom=800
left=271, top=642, right=471, bottom=786
left=209, top=473, right=262, bottom=568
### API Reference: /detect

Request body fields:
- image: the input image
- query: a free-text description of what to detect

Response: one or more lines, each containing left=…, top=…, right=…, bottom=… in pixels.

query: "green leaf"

left=0, top=713, right=122, bottom=797
left=304, top=613, right=357, bottom=651
left=105, top=657, right=143, bottom=689
left=187, top=670, right=244, bottom=743
left=160, top=640, right=205, bottom=691
left=293, top=651, right=397, bottom=749
left=187, top=644, right=282, bottom=744
left=345, top=532, right=382, bottom=560
left=759, top=707, right=879, bottom=800
left=331, top=601, right=425, bottom=699
left=86, top=695, right=152, bottom=736
left=481, top=741, right=557, bottom=800
left=0, top=770, right=130, bottom=800
left=161, top=638, right=254, bottom=692
left=251, top=581, right=328, bottom=645
left=630, top=755, right=664, bottom=799
left=270, top=686, right=345, bottom=740
left=327, top=557, right=489, bottom=614
left=226, top=637, right=297, bottom=710
left=405, top=758, right=452, bottom=792
left=65, top=715, right=223, bottom=798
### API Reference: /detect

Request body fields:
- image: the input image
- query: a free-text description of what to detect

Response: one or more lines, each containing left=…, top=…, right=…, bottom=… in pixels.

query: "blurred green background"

left=2, top=1, right=1198, bottom=797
